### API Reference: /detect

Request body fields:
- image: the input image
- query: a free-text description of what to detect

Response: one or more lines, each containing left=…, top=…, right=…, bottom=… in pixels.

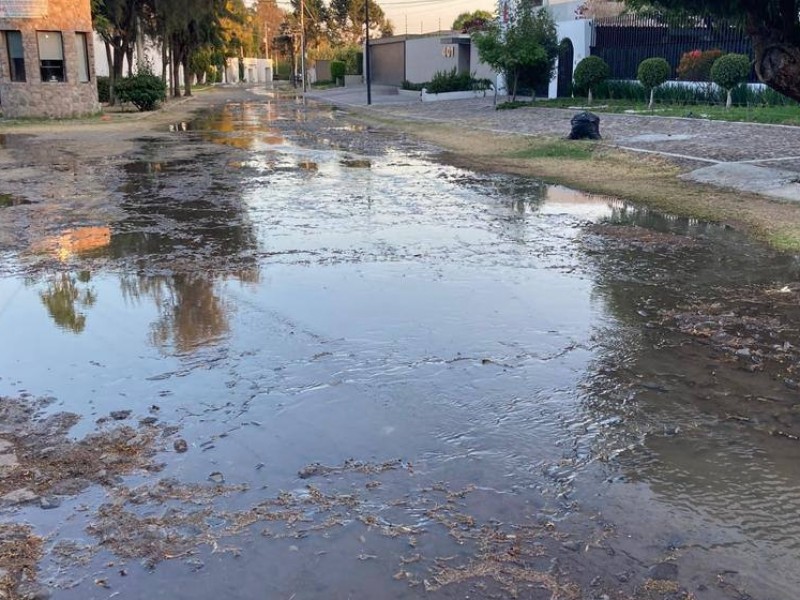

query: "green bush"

left=330, top=61, right=346, bottom=82
left=115, top=69, right=167, bottom=112
left=332, top=46, right=363, bottom=76
left=676, top=48, right=723, bottom=81
left=638, top=58, right=670, bottom=90
left=96, top=76, right=110, bottom=103
left=573, top=56, right=610, bottom=104
left=638, top=57, right=671, bottom=108
left=354, top=51, right=364, bottom=75
left=401, top=80, right=425, bottom=91
left=587, top=75, right=795, bottom=108
left=711, top=53, right=751, bottom=108
left=426, top=68, right=474, bottom=94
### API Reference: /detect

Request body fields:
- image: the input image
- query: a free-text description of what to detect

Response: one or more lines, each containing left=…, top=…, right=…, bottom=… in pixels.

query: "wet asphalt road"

left=0, top=88, right=799, bottom=599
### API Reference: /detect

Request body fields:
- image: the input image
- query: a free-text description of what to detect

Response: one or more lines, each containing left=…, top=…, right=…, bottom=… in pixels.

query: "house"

left=0, top=0, right=100, bottom=118
left=369, top=32, right=497, bottom=87
left=369, top=1, right=591, bottom=99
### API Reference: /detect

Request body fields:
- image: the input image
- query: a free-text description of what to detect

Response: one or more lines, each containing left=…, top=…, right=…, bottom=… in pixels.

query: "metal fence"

left=591, top=15, right=755, bottom=81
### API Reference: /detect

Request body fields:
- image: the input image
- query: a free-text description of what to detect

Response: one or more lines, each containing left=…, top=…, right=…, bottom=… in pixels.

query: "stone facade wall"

left=0, top=0, right=100, bottom=118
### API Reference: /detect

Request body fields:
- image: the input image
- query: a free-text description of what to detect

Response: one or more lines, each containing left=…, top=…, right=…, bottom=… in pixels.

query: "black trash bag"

left=568, top=111, right=601, bottom=140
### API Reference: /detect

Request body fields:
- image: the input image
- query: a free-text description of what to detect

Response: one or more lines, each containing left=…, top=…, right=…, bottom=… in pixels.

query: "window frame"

left=75, top=32, right=90, bottom=83
left=4, top=30, right=26, bottom=82
left=36, top=30, right=65, bottom=83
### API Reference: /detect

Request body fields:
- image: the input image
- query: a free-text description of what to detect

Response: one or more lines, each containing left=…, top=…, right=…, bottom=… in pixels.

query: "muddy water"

left=1, top=92, right=800, bottom=599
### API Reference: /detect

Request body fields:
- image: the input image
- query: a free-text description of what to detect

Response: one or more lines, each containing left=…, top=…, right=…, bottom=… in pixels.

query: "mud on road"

left=1, top=86, right=800, bottom=600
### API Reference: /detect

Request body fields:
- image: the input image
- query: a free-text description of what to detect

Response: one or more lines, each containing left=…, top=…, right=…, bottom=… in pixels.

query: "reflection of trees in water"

left=35, top=271, right=96, bottom=334
left=120, top=268, right=258, bottom=353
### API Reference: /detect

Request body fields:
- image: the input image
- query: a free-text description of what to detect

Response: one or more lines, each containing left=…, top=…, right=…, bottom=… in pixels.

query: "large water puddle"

left=1, top=92, right=799, bottom=599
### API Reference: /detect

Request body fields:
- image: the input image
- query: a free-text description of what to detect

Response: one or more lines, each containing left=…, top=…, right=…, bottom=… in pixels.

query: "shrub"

left=711, top=53, right=751, bottom=108
left=425, top=67, right=474, bottom=93
left=638, top=57, right=671, bottom=108
left=115, top=68, right=166, bottom=112
left=573, top=56, right=610, bottom=104
left=96, top=76, right=110, bottom=103
left=676, top=48, right=723, bottom=81
left=401, top=80, right=425, bottom=91
left=330, top=61, right=346, bottom=83
left=332, top=46, right=363, bottom=76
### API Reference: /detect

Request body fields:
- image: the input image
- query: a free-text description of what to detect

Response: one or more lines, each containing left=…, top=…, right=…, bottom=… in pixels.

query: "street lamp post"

left=365, top=0, right=372, bottom=105
left=300, top=0, right=307, bottom=92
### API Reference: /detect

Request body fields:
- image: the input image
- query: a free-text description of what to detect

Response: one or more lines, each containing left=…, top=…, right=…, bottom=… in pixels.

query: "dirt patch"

left=297, top=458, right=406, bottom=479
left=585, top=224, right=700, bottom=252
left=0, top=524, right=43, bottom=600
left=658, top=284, right=800, bottom=437
left=0, top=397, right=168, bottom=506
left=660, top=284, right=800, bottom=379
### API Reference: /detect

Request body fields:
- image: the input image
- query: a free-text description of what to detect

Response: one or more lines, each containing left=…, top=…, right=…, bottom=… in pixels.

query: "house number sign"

left=0, top=0, right=49, bottom=18
left=442, top=46, right=455, bottom=58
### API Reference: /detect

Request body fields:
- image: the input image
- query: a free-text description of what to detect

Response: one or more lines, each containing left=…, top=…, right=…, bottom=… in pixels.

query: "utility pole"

left=300, top=0, right=307, bottom=92
left=365, top=0, right=372, bottom=105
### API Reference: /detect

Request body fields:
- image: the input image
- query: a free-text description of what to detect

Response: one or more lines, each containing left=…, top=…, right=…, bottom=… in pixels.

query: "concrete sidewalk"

left=306, top=86, right=800, bottom=202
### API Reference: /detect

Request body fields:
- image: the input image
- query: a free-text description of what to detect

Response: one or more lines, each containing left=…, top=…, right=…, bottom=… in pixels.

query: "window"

left=37, top=31, right=64, bottom=82
left=5, top=31, right=25, bottom=82
left=75, top=32, right=89, bottom=82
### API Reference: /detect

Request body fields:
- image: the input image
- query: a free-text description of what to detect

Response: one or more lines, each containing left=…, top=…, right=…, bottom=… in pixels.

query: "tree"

left=637, top=57, right=670, bottom=108
left=252, top=0, right=288, bottom=58
left=624, top=0, right=800, bottom=101
left=452, top=9, right=494, bottom=32
left=329, top=0, right=392, bottom=45
left=711, top=53, right=751, bottom=107
left=290, top=0, right=330, bottom=49
left=142, top=0, right=230, bottom=97
left=92, top=0, right=143, bottom=103
left=573, top=56, right=610, bottom=104
left=576, top=0, right=626, bottom=19
left=473, top=0, right=558, bottom=101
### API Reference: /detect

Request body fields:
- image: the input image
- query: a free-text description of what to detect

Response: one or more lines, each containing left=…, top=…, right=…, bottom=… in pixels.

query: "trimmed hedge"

left=330, top=61, right=346, bottom=82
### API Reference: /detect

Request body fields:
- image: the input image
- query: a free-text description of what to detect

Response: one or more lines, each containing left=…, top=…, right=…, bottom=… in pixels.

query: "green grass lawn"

left=516, top=98, right=800, bottom=126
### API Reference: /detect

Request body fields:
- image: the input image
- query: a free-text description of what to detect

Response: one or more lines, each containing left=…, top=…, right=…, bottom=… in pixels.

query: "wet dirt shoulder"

left=337, top=107, right=800, bottom=252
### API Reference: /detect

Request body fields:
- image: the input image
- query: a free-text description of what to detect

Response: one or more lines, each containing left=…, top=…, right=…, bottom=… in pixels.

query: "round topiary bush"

left=711, top=53, right=751, bottom=108
left=573, top=56, right=610, bottom=105
left=330, top=60, right=346, bottom=84
left=637, top=57, right=670, bottom=109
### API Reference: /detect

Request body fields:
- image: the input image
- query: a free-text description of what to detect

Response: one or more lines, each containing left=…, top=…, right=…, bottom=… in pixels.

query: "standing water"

left=0, top=91, right=799, bottom=600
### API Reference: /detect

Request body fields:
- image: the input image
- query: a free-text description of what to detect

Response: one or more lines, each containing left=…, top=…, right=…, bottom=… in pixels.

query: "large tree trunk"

left=171, top=40, right=182, bottom=98
left=161, top=41, right=167, bottom=84
left=747, top=16, right=800, bottom=102
left=182, top=55, right=192, bottom=97
left=104, top=41, right=115, bottom=105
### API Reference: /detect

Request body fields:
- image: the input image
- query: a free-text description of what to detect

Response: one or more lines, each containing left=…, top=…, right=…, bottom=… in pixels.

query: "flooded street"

left=1, top=88, right=800, bottom=599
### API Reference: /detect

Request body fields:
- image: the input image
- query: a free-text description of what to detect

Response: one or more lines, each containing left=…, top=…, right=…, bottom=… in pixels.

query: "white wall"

left=470, top=43, right=496, bottom=81
left=405, top=36, right=460, bottom=83
left=548, top=18, right=592, bottom=98
left=93, top=33, right=165, bottom=77
left=545, top=0, right=583, bottom=21
left=227, top=57, right=272, bottom=83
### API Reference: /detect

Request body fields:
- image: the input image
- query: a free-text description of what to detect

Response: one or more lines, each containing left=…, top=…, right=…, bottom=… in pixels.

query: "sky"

left=375, top=0, right=497, bottom=34
left=269, top=0, right=498, bottom=35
